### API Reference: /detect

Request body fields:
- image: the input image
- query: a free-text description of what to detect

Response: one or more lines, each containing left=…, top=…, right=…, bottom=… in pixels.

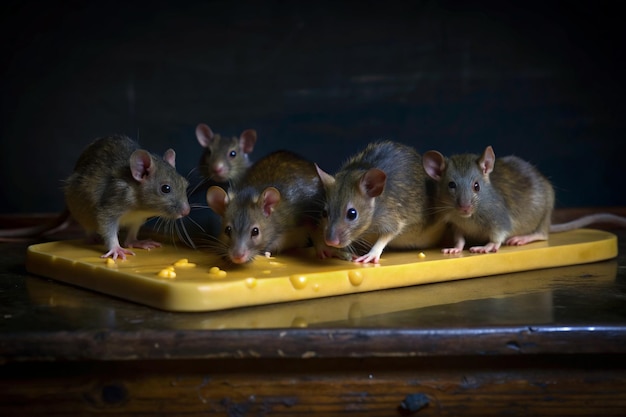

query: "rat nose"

left=458, top=204, right=473, bottom=216
left=212, top=163, right=226, bottom=175
left=230, top=251, right=249, bottom=264
left=180, top=202, right=191, bottom=217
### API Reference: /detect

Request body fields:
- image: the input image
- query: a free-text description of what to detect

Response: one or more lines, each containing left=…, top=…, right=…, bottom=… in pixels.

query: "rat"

left=206, top=150, right=339, bottom=264
left=315, top=140, right=447, bottom=264
left=63, top=135, right=191, bottom=260
left=422, top=145, right=626, bottom=254
left=195, top=123, right=257, bottom=185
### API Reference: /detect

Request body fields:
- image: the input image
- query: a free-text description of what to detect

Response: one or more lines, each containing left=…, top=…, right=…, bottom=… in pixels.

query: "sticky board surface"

left=26, top=229, right=618, bottom=312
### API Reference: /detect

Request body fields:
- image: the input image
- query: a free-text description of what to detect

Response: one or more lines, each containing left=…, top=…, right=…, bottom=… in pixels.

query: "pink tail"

left=550, top=213, right=626, bottom=233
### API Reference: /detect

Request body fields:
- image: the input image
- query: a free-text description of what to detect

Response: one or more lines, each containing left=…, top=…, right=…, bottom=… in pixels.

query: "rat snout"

left=457, top=203, right=473, bottom=217
left=229, top=249, right=250, bottom=264
left=180, top=201, right=191, bottom=217
left=211, top=163, right=228, bottom=181
left=456, top=194, right=474, bottom=217
left=325, top=237, right=342, bottom=248
left=325, top=226, right=348, bottom=248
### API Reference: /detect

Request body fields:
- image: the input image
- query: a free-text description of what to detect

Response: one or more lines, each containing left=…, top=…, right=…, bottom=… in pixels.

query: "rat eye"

left=448, top=181, right=456, bottom=190
left=229, top=150, right=237, bottom=158
left=161, top=184, right=171, bottom=194
left=224, top=226, right=232, bottom=237
left=321, top=209, right=328, bottom=218
left=473, top=182, right=480, bottom=192
left=251, top=227, right=259, bottom=237
left=346, top=208, right=358, bottom=221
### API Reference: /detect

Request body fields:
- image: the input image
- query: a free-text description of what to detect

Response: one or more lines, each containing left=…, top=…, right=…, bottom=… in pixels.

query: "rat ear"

left=423, top=150, right=446, bottom=181
left=360, top=168, right=386, bottom=198
left=315, top=164, right=335, bottom=187
left=129, top=150, right=153, bottom=182
left=163, top=149, right=176, bottom=168
left=259, top=187, right=281, bottom=217
left=206, top=186, right=229, bottom=216
left=239, top=129, right=257, bottom=154
left=196, top=123, right=215, bottom=148
left=479, top=146, right=496, bottom=175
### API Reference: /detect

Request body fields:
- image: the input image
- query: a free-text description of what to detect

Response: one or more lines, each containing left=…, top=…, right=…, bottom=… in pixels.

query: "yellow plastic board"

left=25, top=229, right=618, bottom=312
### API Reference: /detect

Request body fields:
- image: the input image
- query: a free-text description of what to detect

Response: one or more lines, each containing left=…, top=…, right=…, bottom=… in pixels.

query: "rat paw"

left=469, top=242, right=500, bottom=253
left=442, top=247, right=463, bottom=254
left=506, top=237, right=527, bottom=246
left=101, top=246, right=135, bottom=260
left=506, top=233, right=546, bottom=246
left=353, top=252, right=381, bottom=264
left=126, top=239, right=162, bottom=250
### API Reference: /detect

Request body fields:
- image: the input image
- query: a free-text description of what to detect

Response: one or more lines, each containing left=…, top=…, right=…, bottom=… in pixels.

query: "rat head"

left=206, top=185, right=280, bottom=264
left=196, top=123, right=257, bottom=183
left=423, top=146, right=496, bottom=218
left=316, top=164, right=386, bottom=248
left=130, top=148, right=191, bottom=218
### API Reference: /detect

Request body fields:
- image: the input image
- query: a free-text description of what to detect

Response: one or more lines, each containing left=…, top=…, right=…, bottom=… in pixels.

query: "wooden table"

left=1, top=212, right=626, bottom=416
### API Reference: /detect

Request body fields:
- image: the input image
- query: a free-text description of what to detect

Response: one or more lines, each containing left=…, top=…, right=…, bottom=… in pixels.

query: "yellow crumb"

left=209, top=266, right=228, bottom=278
left=157, top=268, right=176, bottom=278
left=418, top=252, right=426, bottom=258
left=173, top=258, right=196, bottom=268
left=105, top=258, right=117, bottom=268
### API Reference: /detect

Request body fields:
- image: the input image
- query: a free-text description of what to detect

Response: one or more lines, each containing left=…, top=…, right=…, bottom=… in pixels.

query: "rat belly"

left=119, top=210, right=160, bottom=228
left=388, top=221, right=447, bottom=249
left=451, top=216, right=507, bottom=242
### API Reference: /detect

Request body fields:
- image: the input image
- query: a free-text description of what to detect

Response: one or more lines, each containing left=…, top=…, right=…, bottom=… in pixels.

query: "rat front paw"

left=469, top=242, right=500, bottom=253
left=353, top=251, right=382, bottom=264
left=101, top=246, right=135, bottom=260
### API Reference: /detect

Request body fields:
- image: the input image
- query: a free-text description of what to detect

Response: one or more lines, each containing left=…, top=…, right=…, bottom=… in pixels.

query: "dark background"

left=1, top=1, right=624, bottom=220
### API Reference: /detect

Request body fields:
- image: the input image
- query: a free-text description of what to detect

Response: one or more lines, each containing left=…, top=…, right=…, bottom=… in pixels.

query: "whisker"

left=192, top=232, right=226, bottom=251
left=167, top=220, right=179, bottom=249
left=186, top=166, right=200, bottom=179
left=188, top=177, right=210, bottom=197
left=184, top=215, right=206, bottom=234
left=152, top=217, right=164, bottom=235
left=190, top=203, right=210, bottom=211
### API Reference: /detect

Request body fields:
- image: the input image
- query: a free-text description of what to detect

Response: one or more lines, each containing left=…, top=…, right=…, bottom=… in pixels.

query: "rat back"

left=492, top=155, right=554, bottom=236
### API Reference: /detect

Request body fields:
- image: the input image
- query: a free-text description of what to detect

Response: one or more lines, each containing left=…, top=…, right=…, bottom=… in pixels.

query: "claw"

left=101, top=246, right=135, bottom=260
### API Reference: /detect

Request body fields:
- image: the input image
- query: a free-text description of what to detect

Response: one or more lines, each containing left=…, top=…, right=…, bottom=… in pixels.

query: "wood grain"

left=2, top=356, right=626, bottom=416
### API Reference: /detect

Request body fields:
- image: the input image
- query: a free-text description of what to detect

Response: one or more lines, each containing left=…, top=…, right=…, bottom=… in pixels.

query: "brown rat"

left=64, top=135, right=191, bottom=259
left=206, top=150, right=338, bottom=264
left=315, top=140, right=446, bottom=264
left=422, top=145, right=626, bottom=254
left=195, top=123, right=257, bottom=185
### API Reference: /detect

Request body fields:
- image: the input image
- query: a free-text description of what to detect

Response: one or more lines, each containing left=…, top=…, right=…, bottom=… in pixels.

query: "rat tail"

left=0, top=209, right=72, bottom=241
left=550, top=213, right=626, bottom=233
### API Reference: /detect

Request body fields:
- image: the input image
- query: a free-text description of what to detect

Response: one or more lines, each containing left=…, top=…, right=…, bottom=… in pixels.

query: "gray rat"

left=206, top=150, right=337, bottom=264
left=64, top=135, right=191, bottom=260
left=315, top=140, right=446, bottom=264
left=422, top=145, right=626, bottom=254
left=195, top=123, right=257, bottom=185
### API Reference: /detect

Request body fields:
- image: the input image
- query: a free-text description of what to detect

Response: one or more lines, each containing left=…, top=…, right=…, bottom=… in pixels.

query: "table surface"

left=2, top=213, right=626, bottom=363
